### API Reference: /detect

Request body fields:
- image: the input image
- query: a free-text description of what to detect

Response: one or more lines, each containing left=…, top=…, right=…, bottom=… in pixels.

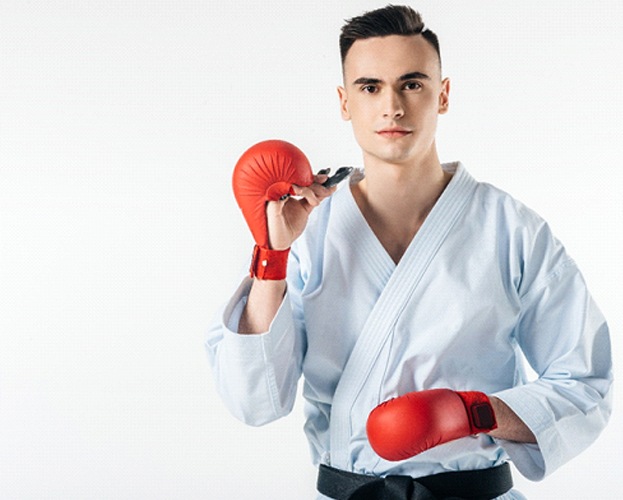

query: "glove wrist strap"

left=250, top=245, right=290, bottom=280
left=456, top=391, right=498, bottom=433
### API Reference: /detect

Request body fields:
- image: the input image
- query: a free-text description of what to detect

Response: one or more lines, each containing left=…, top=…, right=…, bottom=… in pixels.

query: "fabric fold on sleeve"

left=205, top=277, right=303, bottom=426
left=493, top=380, right=612, bottom=480
left=491, top=259, right=613, bottom=481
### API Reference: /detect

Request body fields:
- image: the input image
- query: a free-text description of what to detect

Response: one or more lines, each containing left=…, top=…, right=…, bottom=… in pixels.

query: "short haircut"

left=339, top=5, right=441, bottom=69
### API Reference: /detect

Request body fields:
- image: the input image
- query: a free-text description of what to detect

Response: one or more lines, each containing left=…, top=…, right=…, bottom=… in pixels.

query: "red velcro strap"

left=456, top=391, right=498, bottom=433
left=250, top=245, right=290, bottom=280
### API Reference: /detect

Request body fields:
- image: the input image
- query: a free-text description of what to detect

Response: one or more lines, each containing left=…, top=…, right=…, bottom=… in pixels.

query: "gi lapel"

left=329, top=163, right=479, bottom=469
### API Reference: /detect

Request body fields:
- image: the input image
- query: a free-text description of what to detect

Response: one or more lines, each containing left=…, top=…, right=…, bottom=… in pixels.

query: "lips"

left=376, top=127, right=412, bottom=138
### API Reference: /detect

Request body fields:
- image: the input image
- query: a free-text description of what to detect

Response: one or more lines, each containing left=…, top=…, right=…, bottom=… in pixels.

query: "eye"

left=403, top=81, right=422, bottom=91
left=361, top=84, right=378, bottom=94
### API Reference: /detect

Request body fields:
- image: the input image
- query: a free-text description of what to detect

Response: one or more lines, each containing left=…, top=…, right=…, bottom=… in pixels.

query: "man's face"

left=338, top=35, right=449, bottom=167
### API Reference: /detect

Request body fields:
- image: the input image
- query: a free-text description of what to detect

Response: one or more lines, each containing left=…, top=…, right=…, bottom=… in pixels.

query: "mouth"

left=376, top=127, right=412, bottom=138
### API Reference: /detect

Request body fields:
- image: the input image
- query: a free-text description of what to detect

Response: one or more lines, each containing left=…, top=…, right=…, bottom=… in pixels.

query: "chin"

left=375, top=149, right=418, bottom=165
left=358, top=137, right=427, bottom=166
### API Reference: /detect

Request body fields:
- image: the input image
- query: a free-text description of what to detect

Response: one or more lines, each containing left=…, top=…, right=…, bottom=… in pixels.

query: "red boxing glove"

left=366, top=389, right=497, bottom=461
left=232, top=140, right=314, bottom=280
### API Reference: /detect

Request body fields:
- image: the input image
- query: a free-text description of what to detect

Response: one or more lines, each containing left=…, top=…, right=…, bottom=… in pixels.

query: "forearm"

left=238, top=278, right=287, bottom=334
left=488, top=396, right=536, bottom=444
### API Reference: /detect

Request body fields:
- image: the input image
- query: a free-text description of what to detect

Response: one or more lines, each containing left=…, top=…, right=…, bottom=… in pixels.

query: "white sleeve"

left=493, top=258, right=613, bottom=480
left=205, top=276, right=305, bottom=426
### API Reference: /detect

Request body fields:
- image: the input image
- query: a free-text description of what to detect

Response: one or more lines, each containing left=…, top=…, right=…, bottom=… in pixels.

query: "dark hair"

left=339, top=5, right=441, bottom=68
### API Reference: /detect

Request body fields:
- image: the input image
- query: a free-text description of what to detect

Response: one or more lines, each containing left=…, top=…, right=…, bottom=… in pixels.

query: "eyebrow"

left=352, top=71, right=431, bottom=86
left=399, top=71, right=431, bottom=81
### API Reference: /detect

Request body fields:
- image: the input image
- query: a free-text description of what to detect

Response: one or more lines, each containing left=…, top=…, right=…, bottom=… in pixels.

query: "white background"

left=1, top=1, right=621, bottom=498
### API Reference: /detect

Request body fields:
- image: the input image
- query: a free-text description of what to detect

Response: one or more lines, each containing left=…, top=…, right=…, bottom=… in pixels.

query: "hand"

left=266, top=173, right=335, bottom=250
left=232, top=140, right=334, bottom=280
left=366, top=389, right=497, bottom=461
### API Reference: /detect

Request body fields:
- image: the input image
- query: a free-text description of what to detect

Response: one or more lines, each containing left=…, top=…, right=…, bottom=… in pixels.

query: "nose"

left=382, top=89, right=404, bottom=119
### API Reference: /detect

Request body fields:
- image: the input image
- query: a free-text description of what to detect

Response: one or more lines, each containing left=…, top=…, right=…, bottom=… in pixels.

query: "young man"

left=207, top=6, right=612, bottom=499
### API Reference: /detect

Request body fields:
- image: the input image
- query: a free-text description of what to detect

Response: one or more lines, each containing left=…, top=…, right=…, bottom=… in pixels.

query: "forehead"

left=343, top=34, right=440, bottom=81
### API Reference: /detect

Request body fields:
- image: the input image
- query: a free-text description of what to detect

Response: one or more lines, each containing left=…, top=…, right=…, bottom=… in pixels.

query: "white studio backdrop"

left=0, top=1, right=621, bottom=498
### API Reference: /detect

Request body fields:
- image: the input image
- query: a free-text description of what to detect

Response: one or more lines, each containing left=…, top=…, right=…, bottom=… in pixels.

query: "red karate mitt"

left=232, top=140, right=313, bottom=279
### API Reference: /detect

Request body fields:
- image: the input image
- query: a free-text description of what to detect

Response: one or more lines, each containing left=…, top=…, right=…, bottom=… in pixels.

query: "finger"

left=292, top=184, right=321, bottom=207
left=308, top=181, right=336, bottom=200
left=313, top=167, right=334, bottom=184
left=313, top=173, right=330, bottom=185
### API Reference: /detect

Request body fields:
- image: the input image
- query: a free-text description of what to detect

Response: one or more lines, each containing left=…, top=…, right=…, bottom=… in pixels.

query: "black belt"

left=317, top=462, right=513, bottom=500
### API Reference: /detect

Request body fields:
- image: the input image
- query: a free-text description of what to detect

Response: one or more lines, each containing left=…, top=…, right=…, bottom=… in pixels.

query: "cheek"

left=344, top=107, right=366, bottom=133
left=348, top=100, right=377, bottom=128
left=349, top=121, right=369, bottom=146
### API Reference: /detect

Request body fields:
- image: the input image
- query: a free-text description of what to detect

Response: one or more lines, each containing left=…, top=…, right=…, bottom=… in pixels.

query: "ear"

left=337, top=86, right=351, bottom=121
left=438, top=77, right=450, bottom=114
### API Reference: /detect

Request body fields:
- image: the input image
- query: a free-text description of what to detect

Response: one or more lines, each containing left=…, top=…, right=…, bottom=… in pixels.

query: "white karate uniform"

left=206, top=163, right=612, bottom=499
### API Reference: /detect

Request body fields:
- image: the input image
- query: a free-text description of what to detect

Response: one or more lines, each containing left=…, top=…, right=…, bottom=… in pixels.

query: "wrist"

left=250, top=245, right=290, bottom=280
left=456, top=391, right=498, bottom=433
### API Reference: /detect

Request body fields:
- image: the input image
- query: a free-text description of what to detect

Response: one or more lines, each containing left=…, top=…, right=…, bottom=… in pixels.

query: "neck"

left=356, top=149, right=450, bottom=221
left=350, top=148, right=452, bottom=264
